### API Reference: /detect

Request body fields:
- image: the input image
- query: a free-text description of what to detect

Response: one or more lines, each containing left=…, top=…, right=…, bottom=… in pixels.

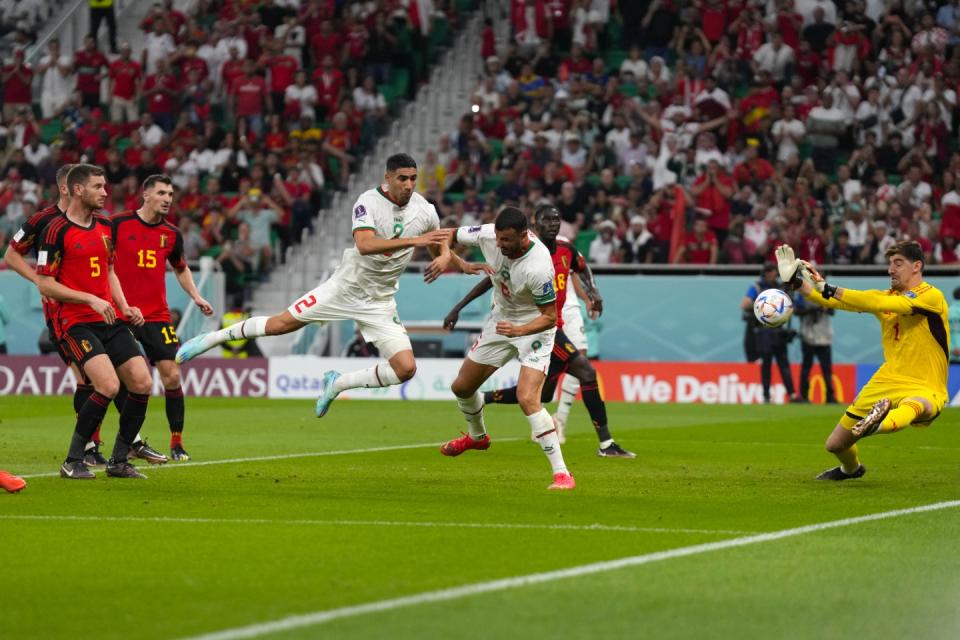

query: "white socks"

left=555, top=375, right=579, bottom=426
left=457, top=391, right=487, bottom=439
left=203, top=316, right=269, bottom=351
left=333, top=363, right=402, bottom=392
left=529, top=408, right=567, bottom=474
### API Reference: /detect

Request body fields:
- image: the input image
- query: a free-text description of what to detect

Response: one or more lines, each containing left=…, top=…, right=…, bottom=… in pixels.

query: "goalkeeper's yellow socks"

left=878, top=400, right=924, bottom=434
left=836, top=444, right=861, bottom=475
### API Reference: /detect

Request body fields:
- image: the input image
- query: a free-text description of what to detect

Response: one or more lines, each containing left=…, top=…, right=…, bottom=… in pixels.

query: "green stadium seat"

left=615, top=175, right=632, bottom=190
left=586, top=174, right=602, bottom=187
left=481, top=174, right=504, bottom=193
left=488, top=137, right=503, bottom=159
left=445, top=192, right=465, bottom=203
left=39, top=119, right=63, bottom=145
left=574, top=229, right=597, bottom=260
left=605, top=50, right=628, bottom=74
left=605, top=18, right=624, bottom=48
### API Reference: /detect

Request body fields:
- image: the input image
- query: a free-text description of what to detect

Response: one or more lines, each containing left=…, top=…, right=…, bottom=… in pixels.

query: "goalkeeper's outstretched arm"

left=797, top=265, right=913, bottom=315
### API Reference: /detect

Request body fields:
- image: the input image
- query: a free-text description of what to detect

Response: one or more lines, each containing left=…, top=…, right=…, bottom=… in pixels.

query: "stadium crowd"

left=2, top=0, right=960, bottom=279
left=419, top=0, right=960, bottom=267
left=0, top=0, right=454, bottom=302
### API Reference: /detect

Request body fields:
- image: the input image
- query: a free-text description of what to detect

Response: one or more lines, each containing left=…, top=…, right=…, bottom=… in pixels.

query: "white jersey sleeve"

left=456, top=223, right=493, bottom=247
left=351, top=194, right=379, bottom=234
left=527, top=259, right=557, bottom=308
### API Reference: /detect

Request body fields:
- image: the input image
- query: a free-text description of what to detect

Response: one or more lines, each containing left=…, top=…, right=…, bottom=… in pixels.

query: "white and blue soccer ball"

left=753, top=288, right=794, bottom=328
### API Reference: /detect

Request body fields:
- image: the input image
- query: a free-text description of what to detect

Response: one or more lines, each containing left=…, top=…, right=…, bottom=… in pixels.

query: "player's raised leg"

left=853, top=396, right=935, bottom=437
left=442, top=358, right=497, bottom=455
left=318, top=347, right=417, bottom=418
left=176, top=311, right=305, bottom=363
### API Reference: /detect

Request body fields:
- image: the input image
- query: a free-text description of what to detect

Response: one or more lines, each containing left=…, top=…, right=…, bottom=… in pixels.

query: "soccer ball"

left=753, top=289, right=794, bottom=328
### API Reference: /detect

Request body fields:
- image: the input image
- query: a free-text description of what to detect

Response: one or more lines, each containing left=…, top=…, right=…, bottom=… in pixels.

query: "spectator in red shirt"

left=230, top=60, right=269, bottom=137
left=73, top=34, right=109, bottom=108
left=1, top=51, right=33, bottom=123
left=262, top=38, right=300, bottom=115
left=221, top=46, right=246, bottom=101
left=674, top=217, right=718, bottom=264
left=312, top=54, right=344, bottom=121
left=108, top=43, right=142, bottom=123
left=310, top=19, right=344, bottom=68
left=691, top=159, right=736, bottom=243
left=733, top=145, right=776, bottom=190
left=323, top=111, right=355, bottom=189
left=143, top=57, right=179, bottom=132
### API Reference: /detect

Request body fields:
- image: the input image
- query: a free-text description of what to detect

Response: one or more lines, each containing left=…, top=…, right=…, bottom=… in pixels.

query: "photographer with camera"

left=741, top=263, right=798, bottom=404
left=794, top=283, right=837, bottom=403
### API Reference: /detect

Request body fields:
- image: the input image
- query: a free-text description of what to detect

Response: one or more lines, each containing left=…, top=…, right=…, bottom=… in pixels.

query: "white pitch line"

left=16, top=438, right=526, bottom=479
left=0, top=514, right=751, bottom=536
left=178, top=500, right=960, bottom=640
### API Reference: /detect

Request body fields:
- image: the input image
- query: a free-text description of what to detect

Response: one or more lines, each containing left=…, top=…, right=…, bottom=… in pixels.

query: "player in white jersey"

left=438, top=207, right=575, bottom=490
left=176, top=153, right=468, bottom=416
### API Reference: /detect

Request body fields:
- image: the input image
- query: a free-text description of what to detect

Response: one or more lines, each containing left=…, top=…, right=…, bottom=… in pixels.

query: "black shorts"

left=60, top=322, right=144, bottom=369
left=130, top=321, right=180, bottom=364
left=48, top=319, right=75, bottom=367
left=546, top=328, right=582, bottom=380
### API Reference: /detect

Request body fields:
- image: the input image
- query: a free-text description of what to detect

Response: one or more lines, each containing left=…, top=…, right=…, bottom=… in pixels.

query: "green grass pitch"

left=1, top=395, right=958, bottom=639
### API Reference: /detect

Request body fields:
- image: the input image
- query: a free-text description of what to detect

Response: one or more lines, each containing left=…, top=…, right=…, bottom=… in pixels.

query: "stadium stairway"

left=244, top=9, right=497, bottom=357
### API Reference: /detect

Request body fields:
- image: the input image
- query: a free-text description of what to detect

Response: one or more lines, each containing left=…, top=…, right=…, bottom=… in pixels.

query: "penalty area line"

left=177, top=500, right=960, bottom=640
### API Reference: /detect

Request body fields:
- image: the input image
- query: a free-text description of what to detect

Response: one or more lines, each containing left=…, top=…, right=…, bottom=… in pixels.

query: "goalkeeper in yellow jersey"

left=775, top=241, right=949, bottom=481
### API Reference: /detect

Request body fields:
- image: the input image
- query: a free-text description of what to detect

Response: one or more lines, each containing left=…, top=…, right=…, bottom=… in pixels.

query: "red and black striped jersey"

left=36, top=214, right=119, bottom=333
left=7, top=204, right=64, bottom=323
left=550, top=239, right=586, bottom=328
left=7, top=204, right=63, bottom=256
left=111, top=211, right=186, bottom=323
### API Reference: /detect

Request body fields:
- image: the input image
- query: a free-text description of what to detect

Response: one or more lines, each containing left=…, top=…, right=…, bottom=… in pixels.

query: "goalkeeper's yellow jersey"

left=807, top=282, right=949, bottom=395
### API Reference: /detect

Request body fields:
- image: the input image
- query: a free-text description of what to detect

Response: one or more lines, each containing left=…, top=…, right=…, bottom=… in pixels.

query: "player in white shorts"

left=176, top=153, right=474, bottom=416
left=438, top=207, right=575, bottom=490
left=553, top=235, right=591, bottom=436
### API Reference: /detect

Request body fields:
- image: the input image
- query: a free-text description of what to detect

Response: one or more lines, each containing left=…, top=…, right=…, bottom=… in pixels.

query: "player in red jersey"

left=444, top=205, right=635, bottom=458
left=5, top=165, right=137, bottom=467
left=36, top=164, right=158, bottom=480
left=112, top=175, right=213, bottom=460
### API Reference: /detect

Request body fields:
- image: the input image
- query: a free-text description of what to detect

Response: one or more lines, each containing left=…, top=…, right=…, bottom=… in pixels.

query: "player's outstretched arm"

left=443, top=277, right=493, bottom=330
left=496, top=302, right=558, bottom=338
left=799, top=261, right=908, bottom=314
left=38, top=275, right=117, bottom=324
left=174, top=266, right=214, bottom=316
left=353, top=228, right=451, bottom=256
left=3, top=248, right=38, bottom=285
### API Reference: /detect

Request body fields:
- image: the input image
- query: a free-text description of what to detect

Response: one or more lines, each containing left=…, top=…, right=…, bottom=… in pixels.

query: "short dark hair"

left=142, top=174, right=173, bottom=192
left=386, top=153, right=417, bottom=172
left=66, top=164, right=104, bottom=193
left=534, top=204, right=559, bottom=222
left=885, top=240, right=924, bottom=266
left=55, top=164, right=76, bottom=186
left=494, top=206, right=527, bottom=232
